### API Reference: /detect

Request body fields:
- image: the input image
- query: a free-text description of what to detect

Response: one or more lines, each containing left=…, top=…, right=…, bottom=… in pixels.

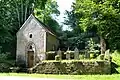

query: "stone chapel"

left=16, top=14, right=59, bottom=68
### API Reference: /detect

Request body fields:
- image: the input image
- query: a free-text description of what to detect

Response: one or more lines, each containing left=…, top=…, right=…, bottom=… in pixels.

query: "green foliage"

left=59, top=30, right=98, bottom=50
left=0, top=0, right=13, bottom=43
left=86, top=38, right=95, bottom=51
left=0, top=0, right=60, bottom=60
left=97, top=54, right=105, bottom=60
left=0, top=0, right=36, bottom=58
left=79, top=54, right=84, bottom=59
left=64, top=8, right=78, bottom=29
left=0, top=54, right=8, bottom=61
left=35, top=0, right=60, bottom=33
left=112, top=50, right=120, bottom=66
left=112, top=50, right=120, bottom=73
left=75, top=0, right=120, bottom=50
left=0, top=52, right=13, bottom=61
left=90, top=53, right=94, bottom=59
left=0, top=60, right=15, bottom=72
left=86, top=38, right=100, bottom=58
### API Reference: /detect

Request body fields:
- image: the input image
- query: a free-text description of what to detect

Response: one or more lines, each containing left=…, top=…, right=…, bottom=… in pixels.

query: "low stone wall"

left=34, top=60, right=111, bottom=74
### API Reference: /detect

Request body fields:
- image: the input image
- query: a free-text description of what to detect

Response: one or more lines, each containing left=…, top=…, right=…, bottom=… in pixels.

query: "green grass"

left=0, top=73, right=120, bottom=80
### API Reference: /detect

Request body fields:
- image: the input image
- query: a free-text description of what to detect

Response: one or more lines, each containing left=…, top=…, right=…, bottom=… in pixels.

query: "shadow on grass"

left=111, top=62, right=119, bottom=74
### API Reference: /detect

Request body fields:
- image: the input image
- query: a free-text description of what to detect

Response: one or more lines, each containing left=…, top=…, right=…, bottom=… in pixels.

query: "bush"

left=0, top=60, right=15, bottom=72
left=90, top=53, right=94, bottom=59
left=79, top=54, right=84, bottom=59
left=97, top=54, right=104, bottom=60
left=111, top=50, right=120, bottom=73
left=112, top=50, right=120, bottom=66
left=0, top=53, right=16, bottom=72
left=0, top=52, right=14, bottom=61
left=0, top=53, right=8, bottom=61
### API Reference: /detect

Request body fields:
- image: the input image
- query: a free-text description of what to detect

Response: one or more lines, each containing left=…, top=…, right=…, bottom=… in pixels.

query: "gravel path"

left=0, top=76, right=61, bottom=80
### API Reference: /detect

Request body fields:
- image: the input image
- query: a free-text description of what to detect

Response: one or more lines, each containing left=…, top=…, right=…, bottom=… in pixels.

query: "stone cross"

left=74, top=47, right=79, bottom=60
left=57, top=49, right=62, bottom=60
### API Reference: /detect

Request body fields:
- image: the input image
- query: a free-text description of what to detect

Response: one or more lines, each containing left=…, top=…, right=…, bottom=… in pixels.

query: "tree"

left=75, top=0, right=120, bottom=53
left=63, top=2, right=98, bottom=50
left=64, top=3, right=84, bottom=35
left=34, top=0, right=60, bottom=33
left=0, top=0, right=60, bottom=59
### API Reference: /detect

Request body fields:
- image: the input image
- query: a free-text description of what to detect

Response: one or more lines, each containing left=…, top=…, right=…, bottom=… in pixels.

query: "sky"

left=56, top=0, right=74, bottom=31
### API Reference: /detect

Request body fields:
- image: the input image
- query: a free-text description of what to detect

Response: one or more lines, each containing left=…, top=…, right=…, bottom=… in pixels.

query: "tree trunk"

left=24, top=0, right=28, bottom=21
left=100, top=36, right=106, bottom=54
left=15, top=1, right=20, bottom=28
left=21, top=0, right=24, bottom=25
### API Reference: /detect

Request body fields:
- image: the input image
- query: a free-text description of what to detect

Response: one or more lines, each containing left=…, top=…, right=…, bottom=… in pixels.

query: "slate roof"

left=34, top=16, right=56, bottom=36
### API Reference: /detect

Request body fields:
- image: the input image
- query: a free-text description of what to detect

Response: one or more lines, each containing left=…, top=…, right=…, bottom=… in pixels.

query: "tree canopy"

left=0, top=0, right=61, bottom=58
left=75, top=0, right=120, bottom=50
left=1, top=0, right=120, bottom=59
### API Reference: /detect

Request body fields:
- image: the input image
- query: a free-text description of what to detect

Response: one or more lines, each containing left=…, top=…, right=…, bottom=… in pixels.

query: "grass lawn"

left=0, top=73, right=120, bottom=80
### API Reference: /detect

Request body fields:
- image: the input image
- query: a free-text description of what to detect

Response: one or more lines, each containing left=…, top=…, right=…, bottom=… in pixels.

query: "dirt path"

left=0, top=76, right=62, bottom=80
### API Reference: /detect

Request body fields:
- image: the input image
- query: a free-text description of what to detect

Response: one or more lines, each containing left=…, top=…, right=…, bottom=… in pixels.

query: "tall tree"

left=63, top=2, right=98, bottom=50
left=34, top=0, right=60, bottom=33
left=64, top=3, right=84, bottom=35
left=75, top=0, right=120, bottom=53
left=0, top=0, right=60, bottom=59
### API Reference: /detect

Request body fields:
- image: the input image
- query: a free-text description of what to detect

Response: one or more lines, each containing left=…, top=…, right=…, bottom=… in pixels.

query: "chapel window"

left=29, top=34, right=32, bottom=38
left=30, top=46, right=32, bottom=49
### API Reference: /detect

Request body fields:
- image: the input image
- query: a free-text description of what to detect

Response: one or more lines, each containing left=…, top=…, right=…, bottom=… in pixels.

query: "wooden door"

left=27, top=51, right=34, bottom=68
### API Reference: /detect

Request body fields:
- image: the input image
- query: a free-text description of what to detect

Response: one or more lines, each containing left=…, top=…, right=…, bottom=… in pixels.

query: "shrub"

left=97, top=54, right=104, bottom=60
left=112, top=50, right=120, bottom=66
left=0, top=53, right=16, bottom=72
left=0, top=60, right=15, bottom=72
left=90, top=53, right=94, bottom=59
left=0, top=52, right=14, bottom=61
left=79, top=54, right=84, bottom=59
left=111, top=50, right=120, bottom=73
left=0, top=53, right=8, bottom=61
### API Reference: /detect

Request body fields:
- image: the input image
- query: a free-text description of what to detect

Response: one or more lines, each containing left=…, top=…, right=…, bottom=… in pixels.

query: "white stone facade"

left=16, top=14, right=59, bottom=67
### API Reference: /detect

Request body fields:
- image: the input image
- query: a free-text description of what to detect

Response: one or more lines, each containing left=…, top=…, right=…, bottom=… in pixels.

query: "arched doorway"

left=26, top=42, right=36, bottom=68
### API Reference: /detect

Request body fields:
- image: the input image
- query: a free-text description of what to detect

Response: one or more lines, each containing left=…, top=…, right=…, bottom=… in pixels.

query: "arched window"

left=29, top=46, right=32, bottom=49
left=29, top=34, right=32, bottom=38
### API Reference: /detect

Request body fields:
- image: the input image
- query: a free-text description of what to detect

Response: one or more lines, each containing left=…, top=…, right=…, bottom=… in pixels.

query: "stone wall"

left=46, top=32, right=59, bottom=51
left=16, top=15, right=45, bottom=67
left=34, top=60, right=111, bottom=74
